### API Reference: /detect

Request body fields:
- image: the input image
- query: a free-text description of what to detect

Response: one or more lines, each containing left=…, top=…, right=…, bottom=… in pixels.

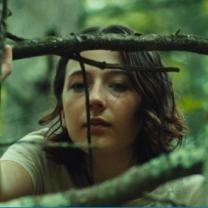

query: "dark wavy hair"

left=39, top=25, right=186, bottom=187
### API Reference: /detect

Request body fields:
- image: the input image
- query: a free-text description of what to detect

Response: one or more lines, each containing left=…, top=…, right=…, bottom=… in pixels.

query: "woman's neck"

left=91, top=150, right=136, bottom=184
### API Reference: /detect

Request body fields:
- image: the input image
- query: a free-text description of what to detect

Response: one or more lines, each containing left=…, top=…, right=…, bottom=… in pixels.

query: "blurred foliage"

left=81, top=0, right=208, bottom=146
left=0, top=0, right=82, bottom=155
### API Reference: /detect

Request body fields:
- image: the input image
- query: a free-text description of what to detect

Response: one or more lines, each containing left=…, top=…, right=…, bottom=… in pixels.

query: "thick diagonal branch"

left=0, top=146, right=205, bottom=206
left=11, top=33, right=208, bottom=60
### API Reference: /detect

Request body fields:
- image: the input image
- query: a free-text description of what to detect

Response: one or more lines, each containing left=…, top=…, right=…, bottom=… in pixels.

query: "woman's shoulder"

left=1, top=128, right=73, bottom=194
left=1, top=129, right=48, bottom=174
left=1, top=128, right=48, bottom=157
left=19, top=128, right=49, bottom=141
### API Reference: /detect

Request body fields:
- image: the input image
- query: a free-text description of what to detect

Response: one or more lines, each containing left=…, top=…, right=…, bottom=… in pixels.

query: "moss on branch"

left=0, top=145, right=205, bottom=206
left=11, top=33, right=208, bottom=60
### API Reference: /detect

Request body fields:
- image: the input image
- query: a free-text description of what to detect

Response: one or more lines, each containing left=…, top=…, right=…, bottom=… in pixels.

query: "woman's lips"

left=90, top=118, right=111, bottom=126
left=83, top=118, right=111, bottom=134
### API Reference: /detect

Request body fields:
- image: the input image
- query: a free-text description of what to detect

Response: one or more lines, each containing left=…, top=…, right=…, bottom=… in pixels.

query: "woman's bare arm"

left=0, top=160, right=34, bottom=201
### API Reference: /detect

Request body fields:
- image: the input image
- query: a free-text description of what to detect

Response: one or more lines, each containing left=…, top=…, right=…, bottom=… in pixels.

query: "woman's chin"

left=75, top=137, right=114, bottom=152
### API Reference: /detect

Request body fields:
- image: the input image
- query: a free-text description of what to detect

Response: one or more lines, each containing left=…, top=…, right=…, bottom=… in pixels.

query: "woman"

left=0, top=25, right=204, bottom=204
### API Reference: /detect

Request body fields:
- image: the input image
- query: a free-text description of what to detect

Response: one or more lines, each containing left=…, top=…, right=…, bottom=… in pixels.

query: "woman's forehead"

left=80, top=50, right=122, bottom=62
left=66, top=50, right=123, bottom=76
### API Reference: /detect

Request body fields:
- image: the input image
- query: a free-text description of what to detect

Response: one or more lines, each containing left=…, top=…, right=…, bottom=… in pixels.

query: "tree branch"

left=142, top=193, right=186, bottom=206
left=0, top=0, right=8, bottom=103
left=0, top=145, right=205, bottom=206
left=6, top=31, right=27, bottom=42
left=11, top=33, right=208, bottom=61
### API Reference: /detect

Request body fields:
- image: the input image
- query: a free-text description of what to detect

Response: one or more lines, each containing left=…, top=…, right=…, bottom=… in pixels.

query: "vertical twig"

left=0, top=0, right=8, bottom=200
left=77, top=53, right=94, bottom=184
left=0, top=0, right=8, bottom=104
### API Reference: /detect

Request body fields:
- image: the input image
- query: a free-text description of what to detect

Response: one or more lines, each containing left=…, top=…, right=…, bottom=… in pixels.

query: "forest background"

left=0, top=0, right=208, bottom=156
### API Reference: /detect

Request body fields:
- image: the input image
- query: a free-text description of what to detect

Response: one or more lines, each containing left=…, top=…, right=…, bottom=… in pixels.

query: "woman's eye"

left=108, top=82, right=128, bottom=92
left=70, top=82, right=85, bottom=92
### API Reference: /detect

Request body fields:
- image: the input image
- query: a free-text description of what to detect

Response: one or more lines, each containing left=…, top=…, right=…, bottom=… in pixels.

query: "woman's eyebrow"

left=67, top=69, right=128, bottom=81
left=67, top=70, right=92, bottom=82
left=69, top=69, right=127, bottom=75
left=66, top=70, right=86, bottom=85
left=104, top=69, right=128, bottom=77
left=68, top=70, right=83, bottom=78
left=108, top=70, right=127, bottom=74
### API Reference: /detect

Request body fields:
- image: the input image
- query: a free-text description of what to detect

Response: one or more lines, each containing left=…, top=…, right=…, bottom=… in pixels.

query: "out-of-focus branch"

left=200, top=149, right=208, bottom=204
left=0, top=0, right=8, bottom=39
left=0, top=0, right=8, bottom=102
left=0, top=145, right=205, bottom=206
left=5, top=31, right=27, bottom=42
left=11, top=33, right=208, bottom=60
left=142, top=193, right=185, bottom=206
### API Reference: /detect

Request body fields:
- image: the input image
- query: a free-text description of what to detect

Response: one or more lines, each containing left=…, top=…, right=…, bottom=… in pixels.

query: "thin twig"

left=77, top=53, right=94, bottom=184
left=6, top=31, right=28, bottom=42
left=70, top=53, right=180, bottom=72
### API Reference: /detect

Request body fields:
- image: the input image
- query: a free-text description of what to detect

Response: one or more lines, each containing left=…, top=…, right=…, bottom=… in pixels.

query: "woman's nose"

left=89, top=84, right=106, bottom=113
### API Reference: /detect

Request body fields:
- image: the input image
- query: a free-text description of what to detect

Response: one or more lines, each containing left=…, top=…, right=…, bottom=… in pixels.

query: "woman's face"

left=62, top=50, right=141, bottom=153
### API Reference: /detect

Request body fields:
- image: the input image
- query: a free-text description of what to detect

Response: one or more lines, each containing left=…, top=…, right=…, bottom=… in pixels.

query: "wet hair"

left=39, top=25, right=186, bottom=187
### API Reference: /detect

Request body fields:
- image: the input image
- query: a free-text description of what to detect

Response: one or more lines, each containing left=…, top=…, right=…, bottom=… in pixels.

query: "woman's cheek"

left=63, top=100, right=85, bottom=140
